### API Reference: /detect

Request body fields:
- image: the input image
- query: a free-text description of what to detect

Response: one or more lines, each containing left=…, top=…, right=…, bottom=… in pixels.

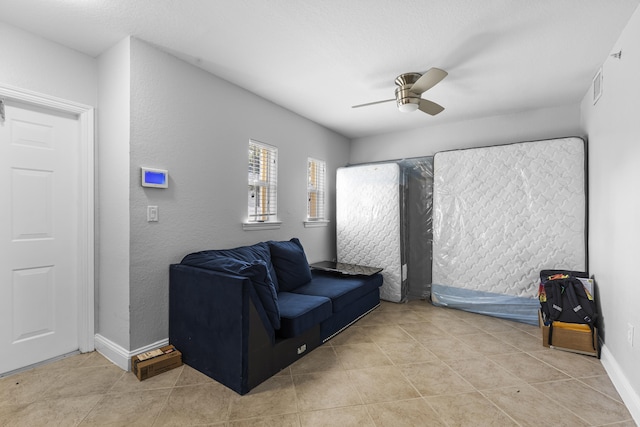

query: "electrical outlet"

left=628, top=323, right=634, bottom=347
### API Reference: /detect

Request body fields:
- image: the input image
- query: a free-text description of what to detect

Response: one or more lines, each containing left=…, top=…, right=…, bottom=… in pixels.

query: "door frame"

left=0, top=83, right=95, bottom=353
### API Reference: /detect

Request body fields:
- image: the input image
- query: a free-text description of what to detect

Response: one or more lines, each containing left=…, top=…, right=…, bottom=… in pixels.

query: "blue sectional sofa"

left=169, top=238, right=383, bottom=395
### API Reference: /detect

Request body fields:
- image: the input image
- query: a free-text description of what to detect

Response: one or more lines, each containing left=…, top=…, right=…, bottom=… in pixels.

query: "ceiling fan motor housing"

left=395, top=73, right=422, bottom=112
left=351, top=68, right=445, bottom=114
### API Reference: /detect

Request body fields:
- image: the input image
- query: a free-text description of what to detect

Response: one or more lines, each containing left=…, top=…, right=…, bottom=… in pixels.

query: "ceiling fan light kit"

left=353, top=68, right=448, bottom=115
left=395, top=73, right=422, bottom=112
left=397, top=100, right=420, bottom=112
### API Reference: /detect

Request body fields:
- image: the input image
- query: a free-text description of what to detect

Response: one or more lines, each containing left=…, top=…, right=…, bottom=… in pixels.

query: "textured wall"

left=96, top=38, right=131, bottom=348
left=0, top=22, right=97, bottom=106
left=349, top=104, right=582, bottom=164
left=581, top=3, right=640, bottom=418
left=128, top=38, right=349, bottom=349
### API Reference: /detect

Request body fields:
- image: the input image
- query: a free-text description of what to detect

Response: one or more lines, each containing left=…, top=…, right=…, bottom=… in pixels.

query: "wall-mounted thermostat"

left=141, top=167, right=169, bottom=188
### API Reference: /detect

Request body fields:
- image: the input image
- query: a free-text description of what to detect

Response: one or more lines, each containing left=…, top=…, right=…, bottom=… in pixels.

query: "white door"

left=0, top=100, right=80, bottom=374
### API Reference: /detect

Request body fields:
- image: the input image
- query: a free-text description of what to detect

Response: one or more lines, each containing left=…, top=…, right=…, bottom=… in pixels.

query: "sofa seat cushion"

left=182, top=242, right=280, bottom=291
left=292, top=271, right=383, bottom=313
left=268, top=238, right=312, bottom=292
left=277, top=292, right=332, bottom=338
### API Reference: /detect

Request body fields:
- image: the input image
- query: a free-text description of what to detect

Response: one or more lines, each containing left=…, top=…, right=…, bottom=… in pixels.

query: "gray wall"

left=0, top=22, right=97, bottom=106
left=96, top=37, right=131, bottom=348
left=128, top=38, right=349, bottom=349
left=349, top=104, right=582, bottom=163
left=1, top=26, right=348, bottom=353
left=581, top=3, right=640, bottom=418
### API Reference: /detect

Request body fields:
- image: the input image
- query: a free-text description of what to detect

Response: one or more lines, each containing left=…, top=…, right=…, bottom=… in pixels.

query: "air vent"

left=593, top=68, right=603, bottom=105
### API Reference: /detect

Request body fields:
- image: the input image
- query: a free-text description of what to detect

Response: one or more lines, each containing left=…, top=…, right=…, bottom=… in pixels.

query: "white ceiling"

left=1, top=0, right=638, bottom=139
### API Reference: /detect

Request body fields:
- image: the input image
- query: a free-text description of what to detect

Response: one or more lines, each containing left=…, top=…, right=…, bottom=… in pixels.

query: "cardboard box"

left=131, top=344, right=182, bottom=380
left=539, top=311, right=599, bottom=357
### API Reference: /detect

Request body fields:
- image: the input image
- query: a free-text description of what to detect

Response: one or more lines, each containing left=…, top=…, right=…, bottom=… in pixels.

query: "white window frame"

left=245, top=140, right=280, bottom=229
left=305, top=157, right=329, bottom=228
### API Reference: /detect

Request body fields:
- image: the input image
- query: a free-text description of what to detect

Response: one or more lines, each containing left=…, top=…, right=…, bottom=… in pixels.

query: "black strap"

left=566, top=282, right=598, bottom=351
left=589, top=325, right=597, bottom=351
left=564, top=280, right=595, bottom=324
left=548, top=281, right=564, bottom=322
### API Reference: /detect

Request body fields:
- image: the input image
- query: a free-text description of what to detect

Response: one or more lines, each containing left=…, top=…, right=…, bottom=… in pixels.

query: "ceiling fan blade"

left=418, top=99, right=445, bottom=115
left=351, top=99, right=395, bottom=108
left=409, top=68, right=448, bottom=95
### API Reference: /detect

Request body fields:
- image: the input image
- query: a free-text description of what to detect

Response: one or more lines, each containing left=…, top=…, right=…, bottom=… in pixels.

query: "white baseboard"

left=94, top=334, right=169, bottom=371
left=600, top=344, right=640, bottom=425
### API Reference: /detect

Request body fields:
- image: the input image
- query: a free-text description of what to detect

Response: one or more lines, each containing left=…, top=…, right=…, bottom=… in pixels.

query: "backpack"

left=538, top=269, right=597, bottom=347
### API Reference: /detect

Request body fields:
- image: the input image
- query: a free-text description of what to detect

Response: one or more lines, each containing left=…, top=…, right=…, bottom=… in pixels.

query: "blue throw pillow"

left=182, top=242, right=280, bottom=291
left=180, top=255, right=280, bottom=330
left=268, top=238, right=313, bottom=291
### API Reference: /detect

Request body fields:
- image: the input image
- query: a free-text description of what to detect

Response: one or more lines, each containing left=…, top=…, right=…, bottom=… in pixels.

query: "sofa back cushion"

left=180, top=255, right=280, bottom=330
left=268, top=238, right=313, bottom=292
left=182, top=242, right=280, bottom=291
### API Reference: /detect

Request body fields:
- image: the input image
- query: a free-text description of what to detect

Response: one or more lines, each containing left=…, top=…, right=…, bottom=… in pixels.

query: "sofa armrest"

left=169, top=264, right=274, bottom=394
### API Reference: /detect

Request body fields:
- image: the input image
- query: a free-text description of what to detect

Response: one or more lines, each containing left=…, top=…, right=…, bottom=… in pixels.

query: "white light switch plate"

left=147, top=206, right=158, bottom=222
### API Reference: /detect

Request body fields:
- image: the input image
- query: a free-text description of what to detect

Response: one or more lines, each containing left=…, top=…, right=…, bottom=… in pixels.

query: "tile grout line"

left=149, top=365, right=185, bottom=426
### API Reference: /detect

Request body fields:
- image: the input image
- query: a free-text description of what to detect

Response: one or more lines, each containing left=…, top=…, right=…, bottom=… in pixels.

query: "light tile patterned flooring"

left=0, top=300, right=636, bottom=426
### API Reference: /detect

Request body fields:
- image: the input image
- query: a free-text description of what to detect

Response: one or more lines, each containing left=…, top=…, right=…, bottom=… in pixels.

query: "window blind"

left=307, top=157, right=326, bottom=220
left=248, top=140, right=278, bottom=222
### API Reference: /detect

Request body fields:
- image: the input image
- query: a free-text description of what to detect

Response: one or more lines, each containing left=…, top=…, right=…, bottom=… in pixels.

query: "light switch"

left=147, top=206, right=158, bottom=222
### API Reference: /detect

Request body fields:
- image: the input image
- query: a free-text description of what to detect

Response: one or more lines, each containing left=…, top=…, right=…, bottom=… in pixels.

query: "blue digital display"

left=141, top=167, right=168, bottom=188
left=145, top=170, right=166, bottom=185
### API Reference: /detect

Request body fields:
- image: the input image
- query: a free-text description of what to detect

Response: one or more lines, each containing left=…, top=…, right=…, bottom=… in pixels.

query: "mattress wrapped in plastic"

left=337, top=163, right=405, bottom=302
left=431, top=137, right=587, bottom=324
left=336, top=159, right=433, bottom=303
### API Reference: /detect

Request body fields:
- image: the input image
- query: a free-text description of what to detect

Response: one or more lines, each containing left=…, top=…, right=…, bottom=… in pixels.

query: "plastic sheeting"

left=400, top=158, right=433, bottom=300
left=431, top=138, right=587, bottom=324
left=431, top=284, right=541, bottom=325
left=336, top=157, right=433, bottom=303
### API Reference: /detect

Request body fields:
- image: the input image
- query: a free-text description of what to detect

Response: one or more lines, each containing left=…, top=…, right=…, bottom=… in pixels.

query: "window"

left=248, top=140, right=277, bottom=222
left=307, top=157, right=326, bottom=221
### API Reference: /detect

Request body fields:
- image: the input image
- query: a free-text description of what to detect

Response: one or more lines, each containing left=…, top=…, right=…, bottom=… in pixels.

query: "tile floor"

left=0, top=300, right=635, bottom=426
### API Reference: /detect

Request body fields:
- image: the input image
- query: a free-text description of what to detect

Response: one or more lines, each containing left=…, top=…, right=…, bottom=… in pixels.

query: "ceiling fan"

left=352, top=68, right=448, bottom=115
